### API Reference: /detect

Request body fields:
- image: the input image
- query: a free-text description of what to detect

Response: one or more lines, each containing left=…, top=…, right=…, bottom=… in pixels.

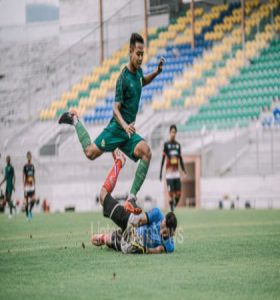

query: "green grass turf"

left=0, top=209, right=280, bottom=300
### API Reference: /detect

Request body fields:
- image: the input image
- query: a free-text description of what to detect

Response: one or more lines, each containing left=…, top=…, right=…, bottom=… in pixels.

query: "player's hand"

left=125, top=122, right=136, bottom=138
left=157, top=57, right=165, bottom=74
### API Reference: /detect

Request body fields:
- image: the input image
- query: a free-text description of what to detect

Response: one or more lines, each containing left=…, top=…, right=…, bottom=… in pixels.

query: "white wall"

left=201, top=175, right=280, bottom=209
left=22, top=174, right=280, bottom=213
left=34, top=178, right=164, bottom=213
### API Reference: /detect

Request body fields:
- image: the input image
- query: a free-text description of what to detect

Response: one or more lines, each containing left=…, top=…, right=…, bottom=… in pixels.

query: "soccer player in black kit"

left=23, top=151, right=36, bottom=220
left=159, top=125, right=186, bottom=212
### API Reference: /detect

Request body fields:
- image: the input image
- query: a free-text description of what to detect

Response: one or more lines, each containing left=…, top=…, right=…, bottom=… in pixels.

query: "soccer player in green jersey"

left=0, top=156, right=16, bottom=218
left=59, top=33, right=164, bottom=215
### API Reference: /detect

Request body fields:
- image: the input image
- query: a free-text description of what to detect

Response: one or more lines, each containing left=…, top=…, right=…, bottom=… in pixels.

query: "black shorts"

left=103, top=193, right=130, bottom=231
left=25, top=191, right=35, bottom=198
left=166, top=178, right=181, bottom=194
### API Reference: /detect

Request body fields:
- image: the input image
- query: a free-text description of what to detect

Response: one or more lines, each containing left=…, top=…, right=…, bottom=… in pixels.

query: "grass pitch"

left=0, top=209, right=280, bottom=300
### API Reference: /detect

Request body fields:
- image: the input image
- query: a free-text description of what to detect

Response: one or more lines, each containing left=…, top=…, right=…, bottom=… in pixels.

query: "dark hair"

left=27, top=151, right=31, bottom=156
left=165, top=212, right=177, bottom=235
left=130, top=33, right=144, bottom=48
left=169, top=124, right=177, bottom=132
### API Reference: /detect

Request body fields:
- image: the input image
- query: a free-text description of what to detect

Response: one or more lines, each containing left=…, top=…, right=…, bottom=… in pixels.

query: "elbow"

left=113, top=108, right=117, bottom=118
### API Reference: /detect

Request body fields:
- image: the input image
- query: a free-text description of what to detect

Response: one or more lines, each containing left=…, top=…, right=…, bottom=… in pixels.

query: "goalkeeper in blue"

left=91, top=149, right=177, bottom=254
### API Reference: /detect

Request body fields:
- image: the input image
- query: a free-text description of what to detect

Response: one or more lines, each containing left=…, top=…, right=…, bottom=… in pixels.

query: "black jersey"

left=23, top=164, right=35, bottom=185
left=163, top=141, right=182, bottom=172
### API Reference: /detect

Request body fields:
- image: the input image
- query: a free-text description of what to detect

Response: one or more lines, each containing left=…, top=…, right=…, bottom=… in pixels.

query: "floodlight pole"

left=191, top=0, right=195, bottom=50
left=99, top=0, right=104, bottom=65
left=144, top=0, right=149, bottom=49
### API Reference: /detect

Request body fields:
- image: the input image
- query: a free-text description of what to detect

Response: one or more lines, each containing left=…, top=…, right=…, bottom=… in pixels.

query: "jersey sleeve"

left=162, top=237, right=174, bottom=253
left=115, top=72, right=125, bottom=103
left=146, top=208, right=164, bottom=224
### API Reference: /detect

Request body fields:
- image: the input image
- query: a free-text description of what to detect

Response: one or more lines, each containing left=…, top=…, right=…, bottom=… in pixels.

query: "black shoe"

left=58, top=109, right=78, bottom=125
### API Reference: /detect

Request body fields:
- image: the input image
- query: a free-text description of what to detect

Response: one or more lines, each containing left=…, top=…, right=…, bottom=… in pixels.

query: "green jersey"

left=5, top=164, right=14, bottom=192
left=107, top=66, right=144, bottom=136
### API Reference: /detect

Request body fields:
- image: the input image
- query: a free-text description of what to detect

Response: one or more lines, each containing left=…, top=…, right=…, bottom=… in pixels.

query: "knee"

left=143, top=145, right=152, bottom=161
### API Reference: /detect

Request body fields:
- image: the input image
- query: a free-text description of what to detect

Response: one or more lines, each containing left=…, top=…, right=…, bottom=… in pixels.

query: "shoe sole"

left=123, top=201, right=142, bottom=215
left=58, top=112, right=72, bottom=124
left=58, top=110, right=78, bottom=125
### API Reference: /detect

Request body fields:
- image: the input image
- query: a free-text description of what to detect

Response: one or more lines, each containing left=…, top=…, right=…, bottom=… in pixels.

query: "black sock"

left=25, top=204, right=29, bottom=217
left=29, top=200, right=35, bottom=213
left=175, top=197, right=180, bottom=207
left=8, top=201, right=13, bottom=215
left=169, top=201, right=174, bottom=212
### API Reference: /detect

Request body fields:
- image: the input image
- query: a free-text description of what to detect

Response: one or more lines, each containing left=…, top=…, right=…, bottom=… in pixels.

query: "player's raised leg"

left=91, top=229, right=122, bottom=251
left=91, top=149, right=128, bottom=247
left=102, top=149, right=126, bottom=195
left=58, top=109, right=103, bottom=160
left=123, top=140, right=151, bottom=214
left=99, top=149, right=135, bottom=231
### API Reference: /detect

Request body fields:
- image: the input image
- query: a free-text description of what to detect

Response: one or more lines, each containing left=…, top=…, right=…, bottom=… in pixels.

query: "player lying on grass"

left=59, top=33, right=165, bottom=216
left=91, top=149, right=177, bottom=254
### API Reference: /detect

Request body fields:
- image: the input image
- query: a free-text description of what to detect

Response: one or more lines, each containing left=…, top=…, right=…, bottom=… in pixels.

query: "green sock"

left=75, top=121, right=91, bottom=151
left=130, top=159, right=149, bottom=196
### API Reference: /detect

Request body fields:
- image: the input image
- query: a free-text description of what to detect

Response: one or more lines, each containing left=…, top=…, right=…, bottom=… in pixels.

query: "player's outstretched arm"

left=143, top=57, right=165, bottom=86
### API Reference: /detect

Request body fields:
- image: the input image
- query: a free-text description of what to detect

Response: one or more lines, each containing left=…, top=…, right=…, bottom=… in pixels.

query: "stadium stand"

left=179, top=1, right=280, bottom=131
left=39, top=2, right=241, bottom=123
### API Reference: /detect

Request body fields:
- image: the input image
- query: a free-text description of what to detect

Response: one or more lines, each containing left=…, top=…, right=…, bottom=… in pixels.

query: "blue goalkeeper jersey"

left=136, top=208, right=174, bottom=253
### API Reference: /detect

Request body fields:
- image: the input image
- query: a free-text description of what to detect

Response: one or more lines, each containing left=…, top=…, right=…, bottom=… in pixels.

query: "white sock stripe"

left=109, top=203, right=121, bottom=219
